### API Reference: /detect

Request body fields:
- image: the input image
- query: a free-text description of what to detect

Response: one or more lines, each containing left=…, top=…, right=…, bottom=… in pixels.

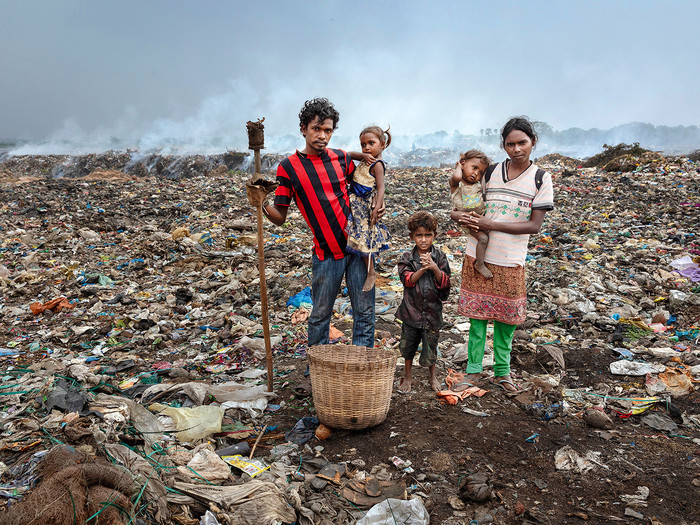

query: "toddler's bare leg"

left=362, top=255, right=376, bottom=292
left=474, top=232, right=492, bottom=279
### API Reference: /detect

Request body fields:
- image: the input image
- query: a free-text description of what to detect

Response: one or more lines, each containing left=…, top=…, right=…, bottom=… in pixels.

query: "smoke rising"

left=7, top=80, right=700, bottom=165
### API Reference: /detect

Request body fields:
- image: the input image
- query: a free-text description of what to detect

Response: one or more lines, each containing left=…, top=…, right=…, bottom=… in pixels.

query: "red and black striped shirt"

left=274, top=148, right=355, bottom=260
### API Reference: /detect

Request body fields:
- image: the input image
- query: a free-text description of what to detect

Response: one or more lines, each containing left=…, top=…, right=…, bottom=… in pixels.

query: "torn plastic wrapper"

left=221, top=454, right=270, bottom=478
left=554, top=445, right=607, bottom=473
left=172, top=480, right=295, bottom=525
left=356, top=498, right=429, bottom=525
left=609, top=360, right=666, bottom=376
left=178, top=446, right=231, bottom=483
left=210, top=382, right=275, bottom=417
left=149, top=403, right=224, bottom=442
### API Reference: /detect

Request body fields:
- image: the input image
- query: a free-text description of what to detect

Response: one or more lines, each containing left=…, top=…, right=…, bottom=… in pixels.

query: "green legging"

left=466, top=318, right=516, bottom=377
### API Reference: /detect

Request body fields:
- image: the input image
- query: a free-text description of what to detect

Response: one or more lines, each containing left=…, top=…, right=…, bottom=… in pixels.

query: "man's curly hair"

left=299, top=98, right=340, bottom=131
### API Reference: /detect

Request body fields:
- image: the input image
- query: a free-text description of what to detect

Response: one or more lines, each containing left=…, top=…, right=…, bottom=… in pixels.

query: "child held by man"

left=395, top=211, right=451, bottom=392
left=449, top=150, right=492, bottom=279
left=346, top=126, right=392, bottom=291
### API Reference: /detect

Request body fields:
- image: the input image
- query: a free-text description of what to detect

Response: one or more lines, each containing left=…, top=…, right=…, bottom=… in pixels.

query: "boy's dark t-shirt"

left=396, top=246, right=451, bottom=329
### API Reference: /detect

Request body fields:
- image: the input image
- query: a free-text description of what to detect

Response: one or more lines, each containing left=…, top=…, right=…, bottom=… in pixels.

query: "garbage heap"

left=0, top=148, right=698, bottom=524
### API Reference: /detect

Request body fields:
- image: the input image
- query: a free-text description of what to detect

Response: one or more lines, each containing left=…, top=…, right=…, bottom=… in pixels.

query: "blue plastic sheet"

left=286, top=286, right=312, bottom=309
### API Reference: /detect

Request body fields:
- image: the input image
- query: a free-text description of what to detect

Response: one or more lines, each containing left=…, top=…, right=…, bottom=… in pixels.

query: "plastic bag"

left=284, top=417, right=318, bottom=445
left=150, top=403, right=223, bottom=442
left=200, top=510, right=221, bottom=525
left=210, top=382, right=275, bottom=417
left=669, top=255, right=697, bottom=271
left=95, top=395, right=164, bottom=449
left=179, top=447, right=231, bottom=483
left=357, top=498, right=429, bottom=525
left=286, top=287, right=312, bottom=309
left=609, top=360, right=665, bottom=376
left=234, top=336, right=283, bottom=360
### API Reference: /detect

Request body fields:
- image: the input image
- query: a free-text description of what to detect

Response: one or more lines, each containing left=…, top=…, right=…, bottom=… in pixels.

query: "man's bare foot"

left=362, top=269, right=376, bottom=292
left=398, top=377, right=412, bottom=393
left=429, top=375, right=441, bottom=392
left=475, top=261, right=493, bottom=279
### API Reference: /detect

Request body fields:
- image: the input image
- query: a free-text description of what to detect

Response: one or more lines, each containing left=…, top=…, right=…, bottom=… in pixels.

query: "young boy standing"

left=396, top=211, right=451, bottom=392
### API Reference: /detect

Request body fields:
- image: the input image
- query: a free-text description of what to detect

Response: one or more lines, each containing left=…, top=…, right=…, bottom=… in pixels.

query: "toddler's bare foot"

left=475, top=261, right=493, bottom=279
left=362, top=269, right=376, bottom=292
left=398, top=377, right=412, bottom=393
left=429, top=375, right=441, bottom=392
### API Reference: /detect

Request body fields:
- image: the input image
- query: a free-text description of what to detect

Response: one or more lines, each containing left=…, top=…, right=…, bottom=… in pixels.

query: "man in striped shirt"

left=263, top=98, right=376, bottom=348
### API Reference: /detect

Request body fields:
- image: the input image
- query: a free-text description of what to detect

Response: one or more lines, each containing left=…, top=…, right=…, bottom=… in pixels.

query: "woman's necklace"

left=506, top=159, right=532, bottom=181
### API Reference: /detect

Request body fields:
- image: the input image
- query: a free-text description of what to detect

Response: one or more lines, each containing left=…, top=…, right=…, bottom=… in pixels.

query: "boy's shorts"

left=399, top=323, right=440, bottom=367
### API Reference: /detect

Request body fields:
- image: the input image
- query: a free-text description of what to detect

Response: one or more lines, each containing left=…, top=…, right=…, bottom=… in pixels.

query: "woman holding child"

left=451, top=117, right=554, bottom=393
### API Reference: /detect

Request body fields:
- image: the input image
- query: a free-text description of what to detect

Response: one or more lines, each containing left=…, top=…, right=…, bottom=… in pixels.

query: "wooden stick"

left=249, top=424, right=268, bottom=459
left=255, top=201, right=274, bottom=393
left=254, top=148, right=262, bottom=177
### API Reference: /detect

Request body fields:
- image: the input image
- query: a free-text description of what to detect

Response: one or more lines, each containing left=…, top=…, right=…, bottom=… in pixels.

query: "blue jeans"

left=308, top=252, right=375, bottom=347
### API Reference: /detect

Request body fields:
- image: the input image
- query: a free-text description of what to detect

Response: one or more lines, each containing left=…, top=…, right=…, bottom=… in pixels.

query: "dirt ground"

left=270, top=317, right=699, bottom=525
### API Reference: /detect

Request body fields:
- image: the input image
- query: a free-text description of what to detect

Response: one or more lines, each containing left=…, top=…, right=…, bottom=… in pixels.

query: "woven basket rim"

left=308, top=344, right=396, bottom=358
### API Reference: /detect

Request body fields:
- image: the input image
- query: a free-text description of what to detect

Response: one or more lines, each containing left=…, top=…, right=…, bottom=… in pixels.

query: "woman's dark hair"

left=500, top=116, right=538, bottom=148
left=408, top=210, right=438, bottom=234
left=299, top=98, right=340, bottom=131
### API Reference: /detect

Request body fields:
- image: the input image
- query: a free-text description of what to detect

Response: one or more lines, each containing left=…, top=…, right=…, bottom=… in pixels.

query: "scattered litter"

left=0, top=147, right=698, bottom=524
left=621, top=486, right=650, bottom=506
left=220, top=455, right=270, bottom=478
left=526, top=402, right=563, bottom=421
left=641, top=413, right=678, bottom=432
left=356, top=498, right=429, bottom=525
left=389, top=455, right=415, bottom=473
left=610, top=360, right=666, bottom=376
left=554, top=446, right=607, bottom=473
left=150, top=403, right=224, bottom=442
left=462, top=407, right=490, bottom=417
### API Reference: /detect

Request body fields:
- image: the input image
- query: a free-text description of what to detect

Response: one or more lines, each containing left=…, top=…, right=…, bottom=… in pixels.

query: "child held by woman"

left=450, top=149, right=492, bottom=279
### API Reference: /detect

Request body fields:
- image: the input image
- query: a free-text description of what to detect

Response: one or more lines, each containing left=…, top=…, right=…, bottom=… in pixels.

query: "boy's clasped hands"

left=419, top=252, right=438, bottom=272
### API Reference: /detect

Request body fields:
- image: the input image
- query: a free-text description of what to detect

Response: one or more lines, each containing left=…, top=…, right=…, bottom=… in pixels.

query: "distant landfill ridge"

left=380, top=121, right=700, bottom=166
left=1, top=122, right=698, bottom=173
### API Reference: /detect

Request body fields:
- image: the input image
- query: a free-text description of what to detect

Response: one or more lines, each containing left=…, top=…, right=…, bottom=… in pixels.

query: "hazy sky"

left=1, top=1, right=698, bottom=152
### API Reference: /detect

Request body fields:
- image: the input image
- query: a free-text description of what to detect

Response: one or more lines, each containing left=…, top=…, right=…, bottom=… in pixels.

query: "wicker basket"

left=307, top=344, right=396, bottom=430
